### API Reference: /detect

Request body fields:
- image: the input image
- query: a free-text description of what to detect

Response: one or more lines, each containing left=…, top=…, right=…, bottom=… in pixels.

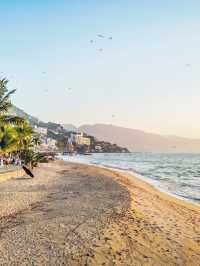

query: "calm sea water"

left=61, top=153, right=200, bottom=205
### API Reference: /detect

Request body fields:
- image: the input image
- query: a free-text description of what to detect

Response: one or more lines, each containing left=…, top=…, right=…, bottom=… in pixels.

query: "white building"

left=35, top=137, right=57, bottom=152
left=34, top=126, right=47, bottom=135
left=69, top=132, right=91, bottom=146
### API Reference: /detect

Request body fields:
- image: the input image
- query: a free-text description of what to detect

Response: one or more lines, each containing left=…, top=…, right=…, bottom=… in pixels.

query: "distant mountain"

left=10, top=107, right=200, bottom=152
left=9, top=108, right=129, bottom=153
left=79, top=124, right=200, bottom=153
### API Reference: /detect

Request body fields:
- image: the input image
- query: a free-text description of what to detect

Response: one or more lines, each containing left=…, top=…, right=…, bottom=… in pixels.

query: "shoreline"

left=85, top=162, right=200, bottom=265
left=66, top=161, right=200, bottom=265
left=99, top=162, right=200, bottom=212
left=60, top=156, right=200, bottom=207
left=0, top=160, right=200, bottom=265
left=70, top=159, right=200, bottom=213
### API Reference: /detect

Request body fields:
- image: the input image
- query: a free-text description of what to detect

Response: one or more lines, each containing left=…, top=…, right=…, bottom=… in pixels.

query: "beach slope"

left=0, top=161, right=200, bottom=265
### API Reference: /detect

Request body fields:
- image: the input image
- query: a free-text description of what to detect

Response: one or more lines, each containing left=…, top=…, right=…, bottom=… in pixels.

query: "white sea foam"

left=60, top=153, right=200, bottom=205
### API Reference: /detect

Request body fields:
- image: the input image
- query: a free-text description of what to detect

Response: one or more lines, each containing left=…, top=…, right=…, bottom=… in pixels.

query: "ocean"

left=61, top=152, right=200, bottom=205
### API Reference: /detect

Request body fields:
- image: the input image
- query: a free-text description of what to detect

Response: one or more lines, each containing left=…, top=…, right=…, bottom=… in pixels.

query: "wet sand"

left=0, top=161, right=200, bottom=265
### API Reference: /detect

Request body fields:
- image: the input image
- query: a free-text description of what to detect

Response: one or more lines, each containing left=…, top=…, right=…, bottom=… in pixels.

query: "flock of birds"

left=0, top=31, right=192, bottom=122
left=11, top=33, right=190, bottom=120
left=90, top=34, right=113, bottom=52
left=42, top=34, right=113, bottom=94
left=41, top=34, right=115, bottom=118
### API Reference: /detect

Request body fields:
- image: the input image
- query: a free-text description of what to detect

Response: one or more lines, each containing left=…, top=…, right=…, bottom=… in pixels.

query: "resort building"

left=95, top=145, right=102, bottom=152
left=69, top=132, right=91, bottom=146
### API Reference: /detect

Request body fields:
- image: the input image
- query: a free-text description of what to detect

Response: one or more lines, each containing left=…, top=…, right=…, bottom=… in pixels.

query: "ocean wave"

left=61, top=153, right=200, bottom=205
left=174, top=193, right=200, bottom=203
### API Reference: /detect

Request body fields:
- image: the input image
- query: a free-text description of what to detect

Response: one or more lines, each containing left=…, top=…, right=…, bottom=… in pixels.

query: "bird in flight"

left=97, top=34, right=104, bottom=38
left=98, top=48, right=103, bottom=52
left=108, top=37, right=112, bottom=40
left=90, top=40, right=94, bottom=43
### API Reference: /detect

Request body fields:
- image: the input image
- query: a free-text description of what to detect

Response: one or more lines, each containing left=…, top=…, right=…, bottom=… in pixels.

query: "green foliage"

left=0, top=78, right=25, bottom=125
left=0, top=78, right=15, bottom=115
left=14, top=122, right=34, bottom=151
left=0, top=115, right=25, bottom=125
left=0, top=125, right=17, bottom=153
left=0, top=77, right=43, bottom=169
left=0, top=78, right=9, bottom=98
left=20, top=150, right=46, bottom=168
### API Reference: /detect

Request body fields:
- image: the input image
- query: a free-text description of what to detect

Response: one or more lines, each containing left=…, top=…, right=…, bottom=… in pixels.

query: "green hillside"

left=9, top=105, right=40, bottom=126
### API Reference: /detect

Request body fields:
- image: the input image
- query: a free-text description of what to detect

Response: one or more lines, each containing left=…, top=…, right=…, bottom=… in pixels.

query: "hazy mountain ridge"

left=78, top=124, right=200, bottom=153
left=10, top=107, right=200, bottom=152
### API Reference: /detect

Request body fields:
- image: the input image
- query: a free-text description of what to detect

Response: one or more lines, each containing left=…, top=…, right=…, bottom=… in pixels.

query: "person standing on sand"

left=0, top=157, right=3, bottom=167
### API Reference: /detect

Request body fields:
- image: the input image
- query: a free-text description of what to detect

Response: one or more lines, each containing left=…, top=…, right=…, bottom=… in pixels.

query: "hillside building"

left=34, top=126, right=47, bottom=135
left=69, top=132, right=91, bottom=146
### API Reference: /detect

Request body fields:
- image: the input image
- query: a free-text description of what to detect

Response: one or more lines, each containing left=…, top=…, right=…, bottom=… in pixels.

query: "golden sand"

left=0, top=168, right=25, bottom=183
left=0, top=161, right=199, bottom=265
left=87, top=166, right=200, bottom=266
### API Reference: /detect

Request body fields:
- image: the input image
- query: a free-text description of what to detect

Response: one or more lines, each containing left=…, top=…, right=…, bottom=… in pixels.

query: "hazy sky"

left=0, top=1, right=200, bottom=138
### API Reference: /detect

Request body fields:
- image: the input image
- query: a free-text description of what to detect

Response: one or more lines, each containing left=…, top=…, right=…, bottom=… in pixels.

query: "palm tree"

left=0, top=78, right=27, bottom=164
left=0, top=78, right=25, bottom=125
left=15, top=122, right=34, bottom=151
left=0, top=125, right=17, bottom=154
left=0, top=77, right=44, bottom=169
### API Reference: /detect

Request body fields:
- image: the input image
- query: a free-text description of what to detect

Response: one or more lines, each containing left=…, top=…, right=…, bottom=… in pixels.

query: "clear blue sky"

left=1, top=1, right=200, bottom=138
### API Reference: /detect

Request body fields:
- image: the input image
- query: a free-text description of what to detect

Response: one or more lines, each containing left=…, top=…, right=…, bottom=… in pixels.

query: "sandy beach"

left=0, top=160, right=200, bottom=265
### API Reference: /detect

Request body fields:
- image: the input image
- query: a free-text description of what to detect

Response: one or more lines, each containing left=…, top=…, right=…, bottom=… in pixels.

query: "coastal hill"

left=64, top=124, right=200, bottom=153
left=9, top=107, right=129, bottom=153
left=10, top=105, right=40, bottom=126
left=10, top=107, right=200, bottom=153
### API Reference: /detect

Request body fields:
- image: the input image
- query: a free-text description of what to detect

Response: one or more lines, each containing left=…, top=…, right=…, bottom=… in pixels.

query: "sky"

left=0, top=0, right=200, bottom=138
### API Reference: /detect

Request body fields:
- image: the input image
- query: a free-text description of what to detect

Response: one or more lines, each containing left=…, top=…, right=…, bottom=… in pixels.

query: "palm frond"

left=0, top=88, right=16, bottom=114
left=0, top=89, right=16, bottom=102
left=0, top=101, right=12, bottom=114
left=0, top=115, right=26, bottom=125
left=0, top=125, right=18, bottom=153
left=0, top=78, right=9, bottom=98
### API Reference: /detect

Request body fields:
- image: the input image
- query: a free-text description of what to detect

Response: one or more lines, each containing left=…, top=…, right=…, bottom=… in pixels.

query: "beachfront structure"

left=76, top=135, right=91, bottom=146
left=69, top=132, right=91, bottom=146
left=95, top=145, right=102, bottom=152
